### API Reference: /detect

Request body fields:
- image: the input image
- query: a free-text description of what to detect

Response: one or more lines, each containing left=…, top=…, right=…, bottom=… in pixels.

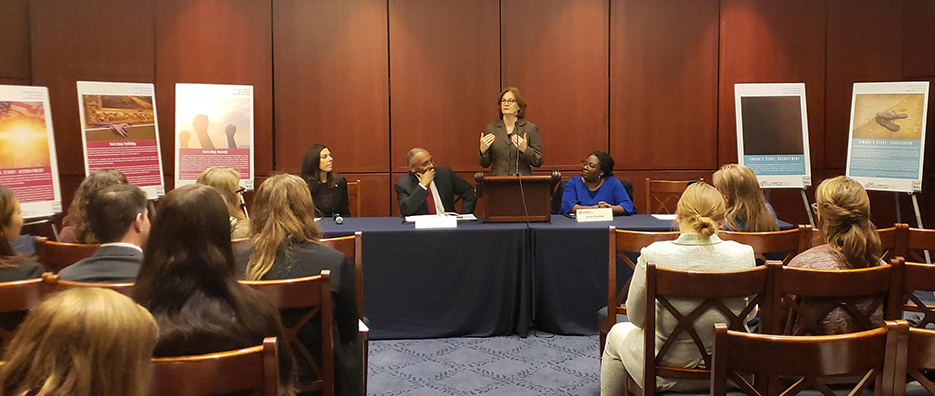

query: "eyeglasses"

left=580, top=161, right=598, bottom=170
left=811, top=202, right=818, bottom=214
left=236, top=187, right=246, bottom=195
left=500, top=98, right=517, bottom=104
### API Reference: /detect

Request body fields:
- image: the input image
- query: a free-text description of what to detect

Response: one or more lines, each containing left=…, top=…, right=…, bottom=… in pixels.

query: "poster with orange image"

left=0, top=85, right=62, bottom=219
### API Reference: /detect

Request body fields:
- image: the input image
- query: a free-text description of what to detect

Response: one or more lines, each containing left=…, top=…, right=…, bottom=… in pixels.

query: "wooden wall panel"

left=31, top=0, right=155, bottom=187
left=903, top=2, right=935, bottom=79
left=718, top=0, right=827, bottom=167
left=155, top=0, right=273, bottom=178
left=610, top=0, right=719, bottom=170
left=388, top=0, right=500, bottom=173
left=343, top=173, right=391, bottom=217
left=502, top=0, right=609, bottom=170
left=273, top=0, right=388, bottom=174
left=825, top=0, right=904, bottom=169
left=0, top=0, right=30, bottom=84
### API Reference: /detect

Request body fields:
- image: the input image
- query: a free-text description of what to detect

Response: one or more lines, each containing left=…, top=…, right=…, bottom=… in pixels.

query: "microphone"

left=508, top=132, right=521, bottom=176
left=333, top=212, right=344, bottom=225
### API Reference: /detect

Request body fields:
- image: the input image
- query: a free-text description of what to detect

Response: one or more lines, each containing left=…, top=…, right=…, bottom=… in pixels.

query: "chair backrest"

left=241, top=271, right=334, bottom=395
left=346, top=180, right=361, bottom=217
left=641, top=264, right=775, bottom=395
left=797, top=225, right=901, bottom=261
left=902, top=225, right=935, bottom=263
left=892, top=257, right=935, bottom=328
left=644, top=178, right=701, bottom=214
left=899, top=326, right=935, bottom=396
left=550, top=179, right=568, bottom=214
left=607, top=227, right=679, bottom=324
left=0, top=277, right=48, bottom=352
left=719, top=228, right=802, bottom=265
left=320, top=232, right=363, bottom=321
left=711, top=320, right=904, bottom=396
left=34, top=237, right=99, bottom=273
left=40, top=272, right=134, bottom=298
left=772, top=262, right=903, bottom=336
left=232, top=237, right=250, bottom=245
left=150, top=336, right=281, bottom=396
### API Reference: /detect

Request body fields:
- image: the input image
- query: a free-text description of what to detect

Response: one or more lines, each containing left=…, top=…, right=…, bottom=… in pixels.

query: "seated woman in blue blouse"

left=561, top=151, right=636, bottom=216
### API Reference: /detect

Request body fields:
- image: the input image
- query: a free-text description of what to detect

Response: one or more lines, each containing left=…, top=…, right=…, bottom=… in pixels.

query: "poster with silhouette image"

left=174, top=83, right=254, bottom=189
left=734, top=83, right=812, bottom=188
left=0, top=85, right=62, bottom=219
left=77, top=81, right=165, bottom=199
left=846, top=82, right=929, bottom=192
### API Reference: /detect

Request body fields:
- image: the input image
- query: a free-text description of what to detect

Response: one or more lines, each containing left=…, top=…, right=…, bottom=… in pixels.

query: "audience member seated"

left=301, top=144, right=350, bottom=218
left=561, top=151, right=636, bottom=216
left=600, top=182, right=755, bottom=394
left=133, top=184, right=294, bottom=391
left=59, top=169, right=128, bottom=243
left=58, top=184, right=150, bottom=283
left=787, top=175, right=884, bottom=334
left=713, top=163, right=779, bottom=232
left=0, top=185, right=44, bottom=283
left=0, top=287, right=158, bottom=396
left=196, top=166, right=250, bottom=238
left=395, top=148, right=476, bottom=216
left=235, top=174, right=362, bottom=396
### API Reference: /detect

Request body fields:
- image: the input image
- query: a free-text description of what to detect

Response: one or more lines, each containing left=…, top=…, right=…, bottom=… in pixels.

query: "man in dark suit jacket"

left=58, top=184, right=150, bottom=283
left=395, top=148, right=477, bottom=216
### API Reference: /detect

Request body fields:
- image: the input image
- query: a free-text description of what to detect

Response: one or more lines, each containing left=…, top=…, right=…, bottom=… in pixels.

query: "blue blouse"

left=561, top=175, right=637, bottom=215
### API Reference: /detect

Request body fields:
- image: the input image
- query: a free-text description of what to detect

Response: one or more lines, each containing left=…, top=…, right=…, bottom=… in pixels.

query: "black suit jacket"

left=394, top=166, right=477, bottom=216
left=58, top=245, right=142, bottom=283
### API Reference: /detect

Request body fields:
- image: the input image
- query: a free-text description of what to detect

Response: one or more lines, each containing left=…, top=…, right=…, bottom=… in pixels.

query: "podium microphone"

left=508, top=132, right=521, bottom=176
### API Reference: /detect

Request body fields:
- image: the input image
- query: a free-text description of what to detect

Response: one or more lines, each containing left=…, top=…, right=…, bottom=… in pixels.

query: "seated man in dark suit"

left=58, top=184, right=149, bottom=283
left=395, top=148, right=477, bottom=216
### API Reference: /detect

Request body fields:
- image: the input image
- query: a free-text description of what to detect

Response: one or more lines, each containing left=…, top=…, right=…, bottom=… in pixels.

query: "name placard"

left=414, top=215, right=457, bottom=229
left=576, top=208, right=613, bottom=222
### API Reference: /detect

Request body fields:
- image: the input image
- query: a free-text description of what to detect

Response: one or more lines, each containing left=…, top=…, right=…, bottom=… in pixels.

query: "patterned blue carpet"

left=367, top=333, right=600, bottom=395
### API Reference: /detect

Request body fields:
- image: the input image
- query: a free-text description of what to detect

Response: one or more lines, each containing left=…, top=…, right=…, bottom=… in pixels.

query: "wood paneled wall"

left=2, top=0, right=933, bottom=225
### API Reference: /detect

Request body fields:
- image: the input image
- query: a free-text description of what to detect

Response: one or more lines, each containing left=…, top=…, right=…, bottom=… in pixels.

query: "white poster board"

left=846, top=81, right=929, bottom=193
left=734, top=83, right=812, bottom=188
left=0, top=85, right=62, bottom=219
left=174, top=83, right=254, bottom=189
left=76, top=81, right=165, bottom=199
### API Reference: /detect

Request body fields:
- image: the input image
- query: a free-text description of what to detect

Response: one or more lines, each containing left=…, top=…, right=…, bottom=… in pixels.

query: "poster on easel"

left=0, top=85, right=62, bottom=219
left=735, top=83, right=812, bottom=188
left=77, top=81, right=165, bottom=199
left=846, top=81, right=929, bottom=193
left=174, top=83, right=254, bottom=189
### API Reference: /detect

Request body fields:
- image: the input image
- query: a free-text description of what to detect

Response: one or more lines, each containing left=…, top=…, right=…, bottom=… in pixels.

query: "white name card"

left=414, top=215, right=457, bottom=229
left=576, top=208, right=613, bottom=222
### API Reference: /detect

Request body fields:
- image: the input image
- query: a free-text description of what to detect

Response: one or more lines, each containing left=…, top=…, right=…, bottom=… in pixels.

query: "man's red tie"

left=426, top=188, right=437, bottom=214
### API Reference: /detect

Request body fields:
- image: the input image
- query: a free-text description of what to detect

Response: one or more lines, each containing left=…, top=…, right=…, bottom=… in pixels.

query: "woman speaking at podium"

left=478, top=87, right=543, bottom=175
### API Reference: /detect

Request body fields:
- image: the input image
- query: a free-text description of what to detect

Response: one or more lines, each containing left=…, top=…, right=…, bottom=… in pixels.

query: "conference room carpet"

left=367, top=332, right=600, bottom=395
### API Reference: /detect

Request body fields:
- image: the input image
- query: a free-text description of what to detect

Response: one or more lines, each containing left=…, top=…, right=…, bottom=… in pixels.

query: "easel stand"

left=901, top=192, right=931, bottom=264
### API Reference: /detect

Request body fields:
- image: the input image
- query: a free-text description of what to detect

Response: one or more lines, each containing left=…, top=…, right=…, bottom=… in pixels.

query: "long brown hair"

left=0, top=186, right=26, bottom=267
left=815, top=176, right=881, bottom=268
left=300, top=144, right=333, bottom=192
left=713, top=164, right=779, bottom=232
left=246, top=174, right=321, bottom=281
left=0, top=288, right=158, bottom=396
left=196, top=166, right=249, bottom=231
left=676, top=182, right=726, bottom=239
left=63, top=169, right=128, bottom=244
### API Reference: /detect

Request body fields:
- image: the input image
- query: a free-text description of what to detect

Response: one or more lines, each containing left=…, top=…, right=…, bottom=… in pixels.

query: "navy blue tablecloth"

left=318, top=218, right=530, bottom=339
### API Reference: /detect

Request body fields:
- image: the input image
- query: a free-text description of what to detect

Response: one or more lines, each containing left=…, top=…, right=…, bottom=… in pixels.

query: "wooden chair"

left=797, top=225, right=901, bottom=261
left=711, top=320, right=905, bottom=396
left=896, top=225, right=935, bottom=264
left=0, top=277, right=49, bottom=352
left=319, top=232, right=368, bottom=392
left=346, top=180, right=361, bottom=217
left=719, top=228, right=803, bottom=265
left=232, top=237, right=250, bottom=245
left=896, top=325, right=935, bottom=396
left=891, top=257, right=935, bottom=328
left=645, top=178, right=702, bottom=214
left=40, top=272, right=134, bottom=298
left=150, top=337, right=281, bottom=396
left=624, top=263, right=775, bottom=396
left=242, top=271, right=334, bottom=396
left=600, top=227, right=679, bottom=355
left=34, top=237, right=99, bottom=273
left=772, top=262, right=904, bottom=336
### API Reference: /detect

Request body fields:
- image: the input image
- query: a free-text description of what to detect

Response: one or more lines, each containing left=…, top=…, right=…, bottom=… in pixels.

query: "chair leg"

left=599, top=329, right=607, bottom=358
left=359, top=325, right=369, bottom=394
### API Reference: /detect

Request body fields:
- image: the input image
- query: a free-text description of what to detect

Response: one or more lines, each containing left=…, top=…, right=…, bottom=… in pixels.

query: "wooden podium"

left=474, top=171, right=561, bottom=222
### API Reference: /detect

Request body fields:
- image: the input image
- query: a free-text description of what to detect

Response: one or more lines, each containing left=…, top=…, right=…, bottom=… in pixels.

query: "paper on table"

left=404, top=213, right=478, bottom=223
left=652, top=214, right=677, bottom=221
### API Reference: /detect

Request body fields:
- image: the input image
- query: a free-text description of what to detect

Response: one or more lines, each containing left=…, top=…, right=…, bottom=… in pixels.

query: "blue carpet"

left=367, top=333, right=600, bottom=395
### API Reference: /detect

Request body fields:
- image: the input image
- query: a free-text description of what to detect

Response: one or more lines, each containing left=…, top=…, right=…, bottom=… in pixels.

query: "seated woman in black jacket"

left=0, top=185, right=45, bottom=337
left=236, top=174, right=361, bottom=396
left=301, top=144, right=350, bottom=218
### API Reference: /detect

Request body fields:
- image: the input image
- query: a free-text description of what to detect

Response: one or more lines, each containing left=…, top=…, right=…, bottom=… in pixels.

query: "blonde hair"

left=815, top=176, right=881, bottom=268
left=713, top=164, right=779, bottom=232
left=0, top=288, right=158, bottom=396
left=196, top=166, right=249, bottom=234
left=675, top=182, right=726, bottom=239
left=246, top=174, right=321, bottom=280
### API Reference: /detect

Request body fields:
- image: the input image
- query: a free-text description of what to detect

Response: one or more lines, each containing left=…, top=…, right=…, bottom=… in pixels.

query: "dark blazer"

left=58, top=245, right=142, bottom=283
left=394, top=166, right=477, bottom=216
left=235, top=241, right=362, bottom=396
left=478, top=118, right=544, bottom=175
left=309, top=175, right=350, bottom=217
left=0, top=258, right=44, bottom=334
